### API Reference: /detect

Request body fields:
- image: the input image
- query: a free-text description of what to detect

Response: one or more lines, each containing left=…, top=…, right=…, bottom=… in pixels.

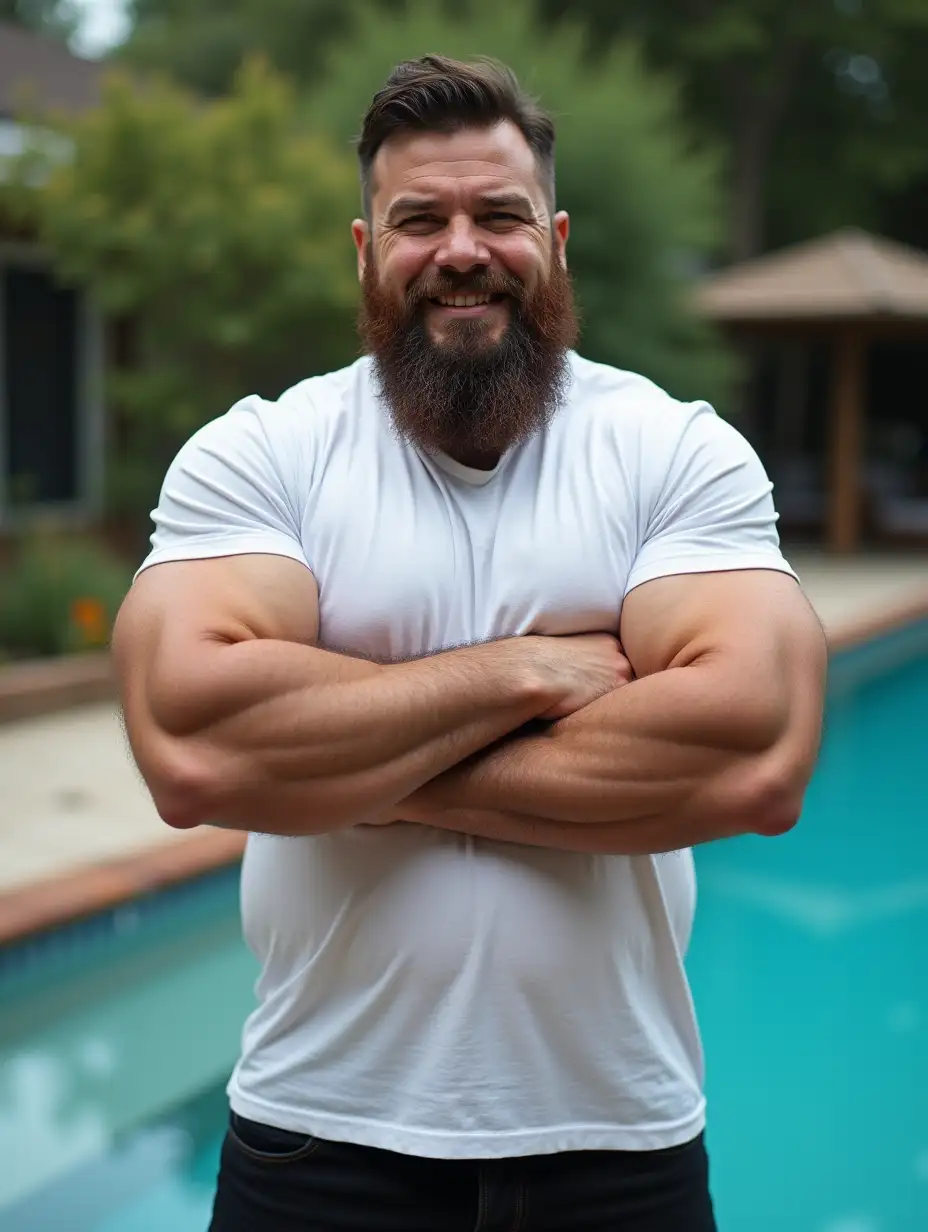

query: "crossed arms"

left=113, top=551, right=827, bottom=855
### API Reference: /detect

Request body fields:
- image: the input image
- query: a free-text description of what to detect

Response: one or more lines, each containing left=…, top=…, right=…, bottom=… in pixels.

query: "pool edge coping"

left=0, top=829, right=246, bottom=948
left=0, top=652, right=113, bottom=726
left=1, top=588, right=926, bottom=949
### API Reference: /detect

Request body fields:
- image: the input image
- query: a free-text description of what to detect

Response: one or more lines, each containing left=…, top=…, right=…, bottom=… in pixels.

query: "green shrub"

left=0, top=533, right=132, bottom=660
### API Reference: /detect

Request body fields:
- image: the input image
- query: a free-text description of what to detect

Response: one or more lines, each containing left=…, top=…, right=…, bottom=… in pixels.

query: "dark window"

left=3, top=264, right=80, bottom=505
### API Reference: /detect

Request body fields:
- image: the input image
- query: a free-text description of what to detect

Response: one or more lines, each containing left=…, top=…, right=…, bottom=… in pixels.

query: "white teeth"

left=437, top=294, right=492, bottom=307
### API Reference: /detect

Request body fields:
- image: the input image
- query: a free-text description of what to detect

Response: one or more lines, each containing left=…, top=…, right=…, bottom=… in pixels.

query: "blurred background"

left=0, top=1, right=926, bottom=1229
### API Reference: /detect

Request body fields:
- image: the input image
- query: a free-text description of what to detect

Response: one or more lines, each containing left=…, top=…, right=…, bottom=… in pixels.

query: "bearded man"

left=114, top=55, right=827, bottom=1232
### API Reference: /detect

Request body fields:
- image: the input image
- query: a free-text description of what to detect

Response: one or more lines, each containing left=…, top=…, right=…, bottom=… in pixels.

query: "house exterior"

left=0, top=21, right=105, bottom=530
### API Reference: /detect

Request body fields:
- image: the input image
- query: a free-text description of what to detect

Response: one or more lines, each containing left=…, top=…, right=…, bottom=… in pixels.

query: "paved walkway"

left=0, top=550, right=925, bottom=898
left=0, top=704, right=205, bottom=895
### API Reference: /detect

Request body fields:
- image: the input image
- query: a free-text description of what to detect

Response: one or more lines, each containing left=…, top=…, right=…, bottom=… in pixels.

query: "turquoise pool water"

left=691, top=637, right=928, bottom=1231
left=1, top=628, right=927, bottom=1231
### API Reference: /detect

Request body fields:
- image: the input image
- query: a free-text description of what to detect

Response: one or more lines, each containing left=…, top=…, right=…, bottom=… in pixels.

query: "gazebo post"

left=827, top=328, right=865, bottom=554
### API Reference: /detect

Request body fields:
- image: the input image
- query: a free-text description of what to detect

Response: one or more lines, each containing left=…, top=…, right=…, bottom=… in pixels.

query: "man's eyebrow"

left=477, top=192, right=536, bottom=214
left=383, top=196, right=440, bottom=224
left=382, top=191, right=539, bottom=225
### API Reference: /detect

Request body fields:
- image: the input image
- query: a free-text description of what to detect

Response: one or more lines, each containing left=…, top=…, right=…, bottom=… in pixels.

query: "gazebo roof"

left=695, top=228, right=928, bottom=324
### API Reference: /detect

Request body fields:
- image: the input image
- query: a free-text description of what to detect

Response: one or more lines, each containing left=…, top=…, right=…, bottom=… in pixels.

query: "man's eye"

left=400, top=215, right=441, bottom=229
left=484, top=212, right=522, bottom=224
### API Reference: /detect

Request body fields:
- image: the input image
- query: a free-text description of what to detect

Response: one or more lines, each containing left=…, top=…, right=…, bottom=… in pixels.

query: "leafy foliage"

left=121, top=0, right=399, bottom=96
left=116, top=0, right=928, bottom=259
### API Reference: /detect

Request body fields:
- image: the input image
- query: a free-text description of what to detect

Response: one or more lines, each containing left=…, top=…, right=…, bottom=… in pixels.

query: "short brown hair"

left=357, top=55, right=556, bottom=219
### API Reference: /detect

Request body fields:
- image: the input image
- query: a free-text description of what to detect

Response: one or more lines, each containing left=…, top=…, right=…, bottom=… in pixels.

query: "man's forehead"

left=370, top=123, right=544, bottom=208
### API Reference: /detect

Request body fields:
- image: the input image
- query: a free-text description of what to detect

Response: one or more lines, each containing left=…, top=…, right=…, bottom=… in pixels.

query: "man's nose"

left=433, top=217, right=491, bottom=272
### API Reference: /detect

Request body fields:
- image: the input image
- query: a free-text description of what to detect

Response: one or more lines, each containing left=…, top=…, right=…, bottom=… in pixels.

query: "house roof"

left=694, top=228, right=928, bottom=324
left=0, top=21, right=104, bottom=120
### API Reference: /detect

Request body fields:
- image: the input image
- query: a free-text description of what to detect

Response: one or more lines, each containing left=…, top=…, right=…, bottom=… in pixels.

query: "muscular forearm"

left=407, top=659, right=816, bottom=842
left=142, top=638, right=559, bottom=834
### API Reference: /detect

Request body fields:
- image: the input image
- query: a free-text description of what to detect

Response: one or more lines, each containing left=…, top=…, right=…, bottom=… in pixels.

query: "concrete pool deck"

left=0, top=548, right=925, bottom=941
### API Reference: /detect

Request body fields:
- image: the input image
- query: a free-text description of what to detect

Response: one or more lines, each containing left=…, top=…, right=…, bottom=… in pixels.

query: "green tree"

left=1, top=59, right=359, bottom=523
left=771, top=7, right=928, bottom=253
left=116, top=0, right=928, bottom=260
left=121, top=0, right=398, bottom=95
left=538, top=0, right=928, bottom=259
left=306, top=0, right=732, bottom=404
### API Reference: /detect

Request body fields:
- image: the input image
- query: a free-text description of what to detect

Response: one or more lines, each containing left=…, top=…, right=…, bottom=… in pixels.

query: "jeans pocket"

left=227, top=1112, right=322, bottom=1164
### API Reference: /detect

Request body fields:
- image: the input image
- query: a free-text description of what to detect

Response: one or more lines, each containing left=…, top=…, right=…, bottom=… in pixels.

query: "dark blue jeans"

left=208, top=1112, right=718, bottom=1231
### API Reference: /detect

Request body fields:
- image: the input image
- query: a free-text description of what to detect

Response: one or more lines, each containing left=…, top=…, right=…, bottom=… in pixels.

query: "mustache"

left=405, top=269, right=525, bottom=309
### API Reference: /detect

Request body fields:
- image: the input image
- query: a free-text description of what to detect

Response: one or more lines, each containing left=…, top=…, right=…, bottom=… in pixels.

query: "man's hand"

left=369, top=633, right=633, bottom=829
left=523, top=633, right=634, bottom=719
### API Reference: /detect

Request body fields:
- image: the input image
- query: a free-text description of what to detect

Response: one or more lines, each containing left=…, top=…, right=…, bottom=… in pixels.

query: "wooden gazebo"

left=694, top=228, right=928, bottom=553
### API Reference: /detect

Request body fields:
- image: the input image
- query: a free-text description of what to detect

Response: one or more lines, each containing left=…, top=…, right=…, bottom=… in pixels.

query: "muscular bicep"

left=619, top=569, right=827, bottom=757
left=620, top=570, right=815, bottom=674
left=113, top=554, right=320, bottom=739
left=125, top=553, right=319, bottom=648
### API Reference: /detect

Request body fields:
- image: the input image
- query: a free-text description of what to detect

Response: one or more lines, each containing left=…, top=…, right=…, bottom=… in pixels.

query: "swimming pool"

left=0, top=871, right=254, bottom=1231
left=2, top=623, right=927, bottom=1231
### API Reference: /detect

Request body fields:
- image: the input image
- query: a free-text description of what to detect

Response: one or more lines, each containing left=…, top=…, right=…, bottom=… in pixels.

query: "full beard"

left=358, top=248, right=579, bottom=459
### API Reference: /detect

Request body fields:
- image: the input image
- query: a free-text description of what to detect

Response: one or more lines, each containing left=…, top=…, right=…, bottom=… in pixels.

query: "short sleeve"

left=625, top=401, right=796, bottom=597
left=135, top=395, right=310, bottom=580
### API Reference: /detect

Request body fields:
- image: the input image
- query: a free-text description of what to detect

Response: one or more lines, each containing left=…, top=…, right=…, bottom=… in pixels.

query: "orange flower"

left=71, top=597, right=108, bottom=647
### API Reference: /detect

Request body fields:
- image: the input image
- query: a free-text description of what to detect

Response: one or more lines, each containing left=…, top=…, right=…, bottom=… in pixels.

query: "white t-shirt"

left=139, top=352, right=796, bottom=1159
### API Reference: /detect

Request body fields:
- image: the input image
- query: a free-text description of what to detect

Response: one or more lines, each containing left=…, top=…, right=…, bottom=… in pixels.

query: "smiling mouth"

left=429, top=292, right=508, bottom=309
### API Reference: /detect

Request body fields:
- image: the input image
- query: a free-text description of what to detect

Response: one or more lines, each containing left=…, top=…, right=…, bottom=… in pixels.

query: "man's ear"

left=352, top=220, right=369, bottom=283
left=553, top=211, right=570, bottom=267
